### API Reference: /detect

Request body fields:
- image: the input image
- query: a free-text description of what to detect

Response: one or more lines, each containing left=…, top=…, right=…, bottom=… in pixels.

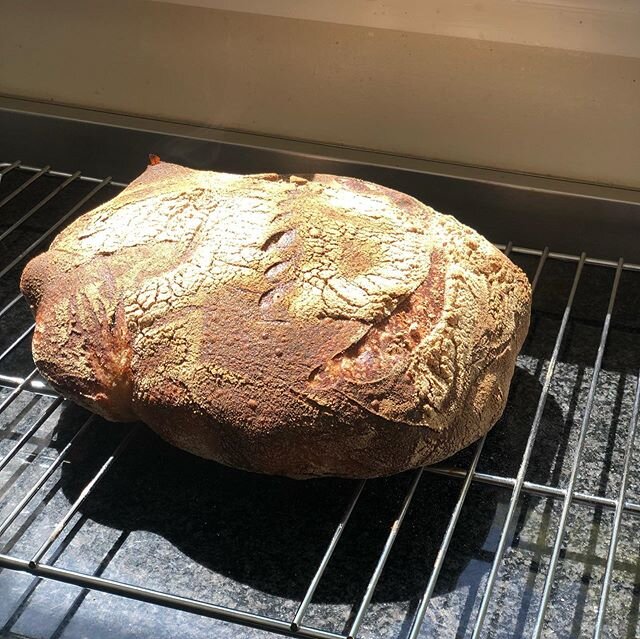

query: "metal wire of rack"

left=0, top=161, right=639, bottom=639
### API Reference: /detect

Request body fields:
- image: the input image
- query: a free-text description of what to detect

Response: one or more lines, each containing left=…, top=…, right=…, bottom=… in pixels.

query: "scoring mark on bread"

left=264, top=261, right=291, bottom=280
left=260, top=229, right=296, bottom=252
left=259, top=286, right=287, bottom=311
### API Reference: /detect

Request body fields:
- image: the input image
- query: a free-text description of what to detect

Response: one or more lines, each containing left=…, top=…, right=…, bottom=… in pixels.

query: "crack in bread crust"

left=20, top=161, right=532, bottom=478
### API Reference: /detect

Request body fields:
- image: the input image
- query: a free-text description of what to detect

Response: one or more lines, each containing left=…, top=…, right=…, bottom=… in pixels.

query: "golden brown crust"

left=20, top=161, right=531, bottom=478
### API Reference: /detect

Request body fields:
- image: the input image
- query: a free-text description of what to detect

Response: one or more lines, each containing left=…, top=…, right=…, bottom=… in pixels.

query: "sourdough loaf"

left=20, top=160, right=531, bottom=478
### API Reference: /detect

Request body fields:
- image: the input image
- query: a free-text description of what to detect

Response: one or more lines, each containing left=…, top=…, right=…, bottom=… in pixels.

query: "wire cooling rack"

left=0, top=161, right=639, bottom=639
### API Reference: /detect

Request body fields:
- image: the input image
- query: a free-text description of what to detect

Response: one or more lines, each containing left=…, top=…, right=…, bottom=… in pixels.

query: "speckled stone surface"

left=0, top=168, right=639, bottom=639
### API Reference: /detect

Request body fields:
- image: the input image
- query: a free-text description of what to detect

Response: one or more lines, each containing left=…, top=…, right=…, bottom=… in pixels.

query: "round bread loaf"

left=20, top=160, right=531, bottom=478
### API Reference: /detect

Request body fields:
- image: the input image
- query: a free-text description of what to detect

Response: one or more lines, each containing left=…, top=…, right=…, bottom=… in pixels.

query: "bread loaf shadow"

left=48, top=364, right=563, bottom=608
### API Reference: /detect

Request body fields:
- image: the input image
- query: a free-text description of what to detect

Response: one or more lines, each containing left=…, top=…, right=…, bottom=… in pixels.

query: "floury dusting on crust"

left=20, top=160, right=531, bottom=478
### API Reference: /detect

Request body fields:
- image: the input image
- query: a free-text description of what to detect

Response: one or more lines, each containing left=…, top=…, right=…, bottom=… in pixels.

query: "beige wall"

left=1, top=0, right=639, bottom=188
left=153, top=0, right=640, bottom=59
